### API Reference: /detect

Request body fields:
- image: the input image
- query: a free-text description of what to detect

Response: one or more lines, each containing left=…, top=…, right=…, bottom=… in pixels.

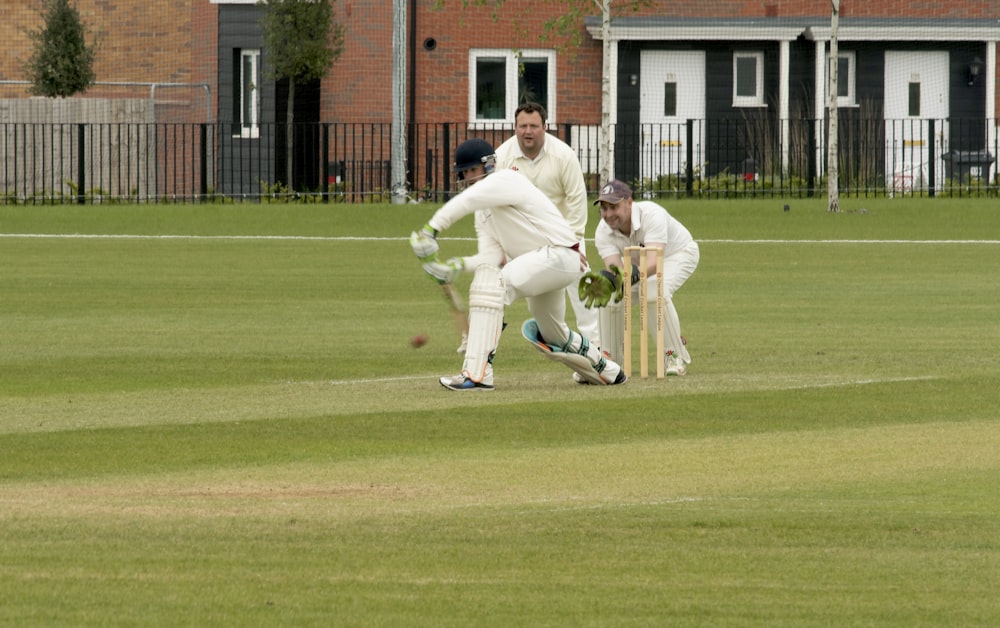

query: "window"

left=908, top=82, right=921, bottom=117
left=469, top=49, right=555, bottom=124
left=733, top=51, right=764, bottom=107
left=826, top=51, right=856, bottom=107
left=234, top=48, right=259, bottom=138
left=475, top=56, right=506, bottom=120
left=663, top=82, right=677, bottom=117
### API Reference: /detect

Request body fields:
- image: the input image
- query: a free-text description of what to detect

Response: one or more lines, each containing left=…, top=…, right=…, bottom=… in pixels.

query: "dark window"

left=908, top=82, right=920, bottom=117
left=736, top=56, right=757, bottom=98
left=475, top=57, right=506, bottom=120
left=664, top=82, right=677, bottom=117
left=519, top=57, right=548, bottom=111
left=837, top=57, right=850, bottom=98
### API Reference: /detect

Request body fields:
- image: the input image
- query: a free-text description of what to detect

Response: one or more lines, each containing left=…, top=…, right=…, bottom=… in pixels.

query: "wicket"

left=622, top=245, right=665, bottom=379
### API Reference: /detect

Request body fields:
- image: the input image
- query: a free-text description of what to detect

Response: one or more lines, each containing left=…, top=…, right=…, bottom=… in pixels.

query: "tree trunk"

left=827, top=0, right=840, bottom=212
left=391, top=0, right=407, bottom=204
left=599, top=0, right=613, bottom=184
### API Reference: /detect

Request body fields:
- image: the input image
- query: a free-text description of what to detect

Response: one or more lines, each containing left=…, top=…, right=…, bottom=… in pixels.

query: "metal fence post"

left=685, top=119, right=694, bottom=197
left=77, top=124, right=86, bottom=204
left=808, top=118, right=817, bottom=197
left=322, top=123, right=329, bottom=203
left=199, top=124, right=208, bottom=201
left=442, top=124, right=451, bottom=197
left=927, top=118, right=936, bottom=197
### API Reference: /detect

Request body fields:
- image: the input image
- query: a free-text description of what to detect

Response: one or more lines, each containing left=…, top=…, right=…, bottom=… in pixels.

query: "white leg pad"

left=648, top=297, right=689, bottom=363
left=521, top=319, right=621, bottom=385
left=597, top=301, right=625, bottom=363
left=567, top=283, right=601, bottom=348
left=461, top=264, right=505, bottom=382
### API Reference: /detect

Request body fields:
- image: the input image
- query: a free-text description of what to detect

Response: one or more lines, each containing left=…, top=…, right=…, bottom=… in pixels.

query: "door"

left=640, top=51, right=706, bottom=183
left=884, top=51, right=949, bottom=192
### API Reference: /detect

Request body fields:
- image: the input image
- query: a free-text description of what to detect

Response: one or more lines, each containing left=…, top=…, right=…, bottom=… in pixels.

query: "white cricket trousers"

left=636, top=241, right=700, bottom=363
left=501, top=245, right=585, bottom=348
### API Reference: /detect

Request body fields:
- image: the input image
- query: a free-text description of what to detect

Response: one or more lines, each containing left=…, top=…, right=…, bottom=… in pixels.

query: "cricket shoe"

left=665, top=352, right=687, bottom=376
left=439, top=367, right=494, bottom=391
left=572, top=369, right=627, bottom=385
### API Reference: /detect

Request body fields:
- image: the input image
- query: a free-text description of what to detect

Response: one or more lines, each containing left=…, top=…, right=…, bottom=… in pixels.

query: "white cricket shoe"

left=572, top=364, right=627, bottom=385
left=439, top=366, right=494, bottom=391
left=665, top=352, right=687, bottom=376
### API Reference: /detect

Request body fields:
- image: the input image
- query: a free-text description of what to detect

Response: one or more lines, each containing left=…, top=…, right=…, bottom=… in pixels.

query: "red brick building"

left=2, top=0, right=998, bottom=197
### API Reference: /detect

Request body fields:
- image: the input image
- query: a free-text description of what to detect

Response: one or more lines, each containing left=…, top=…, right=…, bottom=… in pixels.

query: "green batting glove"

left=422, top=257, right=464, bottom=285
left=409, top=223, right=439, bottom=262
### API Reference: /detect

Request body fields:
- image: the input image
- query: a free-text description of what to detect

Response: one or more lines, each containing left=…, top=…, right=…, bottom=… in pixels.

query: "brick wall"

left=2, top=0, right=998, bottom=125
left=324, top=0, right=602, bottom=123
left=0, top=0, right=204, bottom=121
left=325, top=0, right=1000, bottom=124
left=0, top=1, right=195, bottom=85
left=613, top=1, right=1000, bottom=18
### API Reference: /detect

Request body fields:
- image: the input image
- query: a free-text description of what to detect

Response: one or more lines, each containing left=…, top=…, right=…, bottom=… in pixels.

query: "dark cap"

left=594, top=179, right=632, bottom=205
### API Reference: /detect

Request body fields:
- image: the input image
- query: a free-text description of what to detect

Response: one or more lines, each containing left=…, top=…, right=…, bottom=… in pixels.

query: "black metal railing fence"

left=2, top=118, right=997, bottom=204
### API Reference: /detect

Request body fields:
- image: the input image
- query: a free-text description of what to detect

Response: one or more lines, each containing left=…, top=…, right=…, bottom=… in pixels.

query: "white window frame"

left=733, top=51, right=765, bottom=108
left=468, top=48, right=556, bottom=127
left=827, top=51, right=857, bottom=107
left=237, top=49, right=260, bottom=139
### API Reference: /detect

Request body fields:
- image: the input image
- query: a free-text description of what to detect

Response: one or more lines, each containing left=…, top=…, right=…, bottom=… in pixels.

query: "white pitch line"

left=0, top=233, right=417, bottom=241
left=282, top=373, right=937, bottom=391
left=701, top=239, right=1000, bottom=244
left=296, top=375, right=434, bottom=386
left=780, top=375, right=938, bottom=390
left=530, top=496, right=710, bottom=514
left=3, top=233, right=1000, bottom=244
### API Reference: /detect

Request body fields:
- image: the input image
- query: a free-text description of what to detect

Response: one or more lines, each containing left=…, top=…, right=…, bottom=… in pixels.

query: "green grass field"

left=2, top=197, right=999, bottom=626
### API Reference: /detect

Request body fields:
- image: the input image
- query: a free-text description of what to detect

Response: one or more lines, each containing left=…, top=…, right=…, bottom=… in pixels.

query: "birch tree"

left=259, top=0, right=344, bottom=190
left=827, top=0, right=841, bottom=212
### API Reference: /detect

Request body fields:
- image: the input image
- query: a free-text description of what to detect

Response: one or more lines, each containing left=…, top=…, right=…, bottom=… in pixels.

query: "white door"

left=884, top=51, right=949, bottom=192
left=640, top=51, right=706, bottom=182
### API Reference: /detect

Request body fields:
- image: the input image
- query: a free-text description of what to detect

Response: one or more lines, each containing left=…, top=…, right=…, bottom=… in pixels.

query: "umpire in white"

left=494, top=102, right=600, bottom=349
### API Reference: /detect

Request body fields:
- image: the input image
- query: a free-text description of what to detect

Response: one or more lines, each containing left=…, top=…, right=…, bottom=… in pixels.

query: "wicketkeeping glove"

left=577, top=265, right=625, bottom=308
left=409, top=223, right=439, bottom=262
left=422, top=257, right=464, bottom=285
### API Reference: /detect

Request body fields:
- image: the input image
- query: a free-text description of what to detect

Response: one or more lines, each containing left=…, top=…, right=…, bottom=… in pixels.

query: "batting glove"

left=409, top=223, right=439, bottom=262
left=422, top=257, right=464, bottom=285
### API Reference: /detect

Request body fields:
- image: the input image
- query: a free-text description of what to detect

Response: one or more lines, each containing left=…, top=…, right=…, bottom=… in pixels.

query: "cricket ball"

left=410, top=334, right=429, bottom=348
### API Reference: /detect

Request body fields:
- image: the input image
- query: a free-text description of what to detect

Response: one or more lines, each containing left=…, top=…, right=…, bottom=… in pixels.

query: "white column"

left=780, top=40, right=790, bottom=174
left=987, top=41, right=997, bottom=183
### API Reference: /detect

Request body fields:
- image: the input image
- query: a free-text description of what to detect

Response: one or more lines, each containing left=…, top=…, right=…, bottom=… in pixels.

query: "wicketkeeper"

left=409, top=139, right=627, bottom=391
left=578, top=180, right=699, bottom=376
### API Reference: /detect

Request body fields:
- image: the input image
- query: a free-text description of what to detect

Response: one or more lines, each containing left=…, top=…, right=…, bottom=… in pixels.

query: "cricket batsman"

left=409, top=139, right=627, bottom=390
